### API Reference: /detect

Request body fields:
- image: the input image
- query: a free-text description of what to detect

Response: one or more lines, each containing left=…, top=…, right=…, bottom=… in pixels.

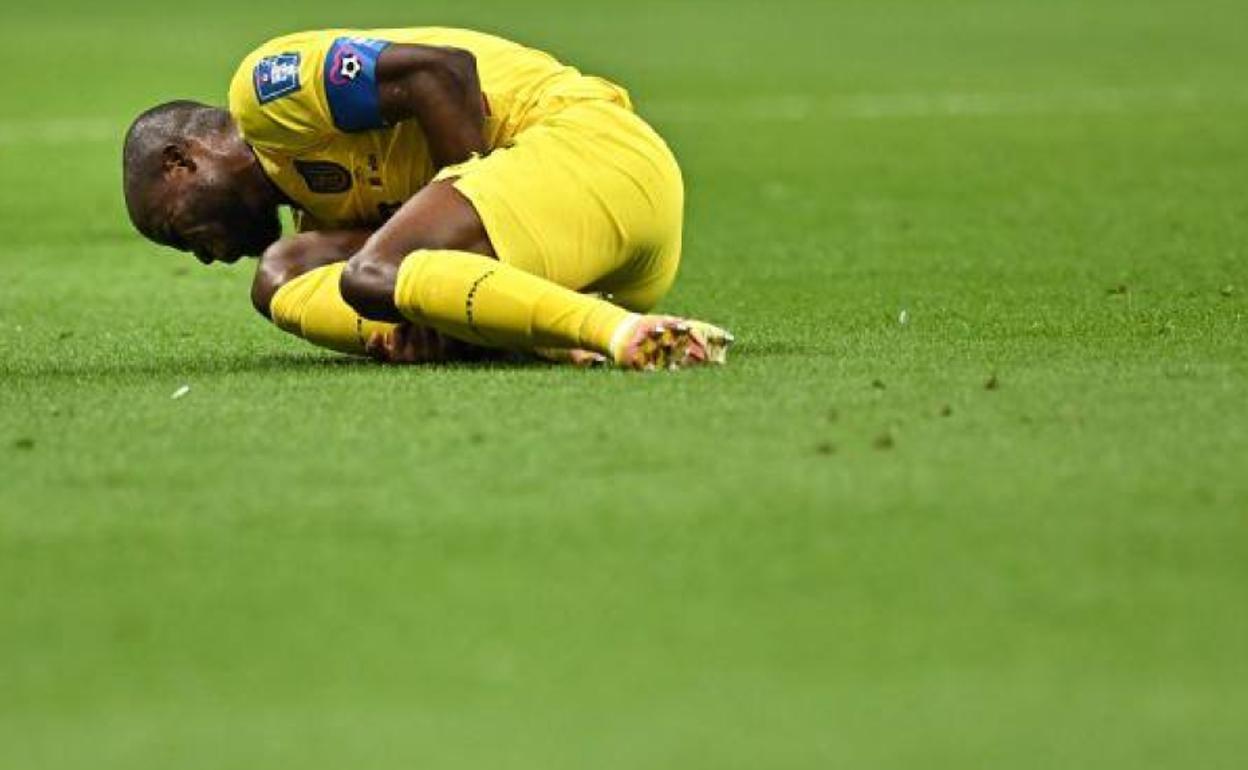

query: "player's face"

left=156, top=164, right=281, bottom=265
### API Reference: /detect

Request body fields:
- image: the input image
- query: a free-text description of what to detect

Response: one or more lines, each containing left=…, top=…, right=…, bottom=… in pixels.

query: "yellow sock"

left=394, top=250, right=634, bottom=355
left=269, top=262, right=398, bottom=356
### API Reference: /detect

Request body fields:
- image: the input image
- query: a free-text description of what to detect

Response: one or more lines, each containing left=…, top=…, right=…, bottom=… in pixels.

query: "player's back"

left=374, top=27, right=631, bottom=138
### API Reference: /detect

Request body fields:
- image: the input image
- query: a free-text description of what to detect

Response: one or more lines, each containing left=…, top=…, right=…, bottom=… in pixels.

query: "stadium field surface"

left=1, top=1, right=1245, bottom=767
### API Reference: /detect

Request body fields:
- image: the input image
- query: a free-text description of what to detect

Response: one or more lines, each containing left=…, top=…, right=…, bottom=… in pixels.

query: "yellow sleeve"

left=227, top=31, right=339, bottom=153
left=228, top=30, right=397, bottom=152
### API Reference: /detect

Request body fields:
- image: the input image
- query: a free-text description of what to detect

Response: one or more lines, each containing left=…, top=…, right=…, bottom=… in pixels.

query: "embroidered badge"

left=253, top=53, right=302, bottom=104
left=294, top=160, right=353, bottom=194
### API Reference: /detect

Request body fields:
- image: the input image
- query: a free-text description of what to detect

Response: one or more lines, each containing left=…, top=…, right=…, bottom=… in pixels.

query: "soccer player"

left=121, top=27, right=733, bottom=369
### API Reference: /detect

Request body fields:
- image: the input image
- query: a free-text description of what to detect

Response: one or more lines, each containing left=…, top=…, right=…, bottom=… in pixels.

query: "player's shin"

left=392, top=249, right=634, bottom=357
left=269, top=262, right=400, bottom=357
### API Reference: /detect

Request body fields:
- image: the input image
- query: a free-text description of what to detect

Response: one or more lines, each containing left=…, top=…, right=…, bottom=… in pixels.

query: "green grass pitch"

left=2, top=0, right=1246, bottom=767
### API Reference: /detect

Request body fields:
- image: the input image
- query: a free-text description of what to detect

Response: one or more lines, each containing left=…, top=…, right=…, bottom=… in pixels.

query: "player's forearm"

left=377, top=46, right=487, bottom=169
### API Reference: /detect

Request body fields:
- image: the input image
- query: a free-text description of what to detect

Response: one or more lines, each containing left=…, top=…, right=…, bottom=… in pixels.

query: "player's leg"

left=440, top=100, right=688, bottom=308
left=339, top=104, right=731, bottom=368
left=251, top=230, right=393, bottom=357
left=337, top=180, right=494, bottom=324
left=440, top=100, right=732, bottom=366
left=338, top=181, right=636, bottom=355
left=339, top=182, right=722, bottom=368
left=254, top=230, right=482, bottom=363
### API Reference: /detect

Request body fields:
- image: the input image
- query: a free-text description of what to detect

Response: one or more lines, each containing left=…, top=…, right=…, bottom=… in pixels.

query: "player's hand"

left=364, top=323, right=451, bottom=364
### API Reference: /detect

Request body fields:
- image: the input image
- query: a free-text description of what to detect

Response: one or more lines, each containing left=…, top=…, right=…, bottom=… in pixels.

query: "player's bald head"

left=121, top=101, right=281, bottom=264
left=122, top=100, right=231, bottom=234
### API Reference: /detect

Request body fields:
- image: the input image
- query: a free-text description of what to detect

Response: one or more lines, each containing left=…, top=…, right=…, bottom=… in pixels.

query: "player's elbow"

left=254, top=231, right=376, bottom=319
left=402, top=46, right=480, bottom=98
left=429, top=46, right=479, bottom=89
left=251, top=238, right=313, bottom=318
left=250, top=235, right=339, bottom=316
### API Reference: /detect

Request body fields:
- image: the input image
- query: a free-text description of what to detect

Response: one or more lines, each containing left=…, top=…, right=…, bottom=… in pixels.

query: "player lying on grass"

left=121, top=27, right=733, bottom=369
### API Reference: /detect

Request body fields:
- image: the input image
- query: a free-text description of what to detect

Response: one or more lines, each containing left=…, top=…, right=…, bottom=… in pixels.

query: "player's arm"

left=252, top=231, right=372, bottom=319
left=247, top=38, right=485, bottom=169
left=374, top=45, right=488, bottom=170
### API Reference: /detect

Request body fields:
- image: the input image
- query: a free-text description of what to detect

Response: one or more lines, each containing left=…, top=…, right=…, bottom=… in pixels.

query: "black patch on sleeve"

left=294, top=160, right=353, bottom=194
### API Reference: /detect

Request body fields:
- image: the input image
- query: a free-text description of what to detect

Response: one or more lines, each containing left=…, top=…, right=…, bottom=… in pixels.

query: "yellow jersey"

left=227, top=27, right=631, bottom=231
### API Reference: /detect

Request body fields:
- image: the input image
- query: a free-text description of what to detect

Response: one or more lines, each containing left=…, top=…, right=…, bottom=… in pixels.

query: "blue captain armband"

left=324, top=37, right=391, bottom=132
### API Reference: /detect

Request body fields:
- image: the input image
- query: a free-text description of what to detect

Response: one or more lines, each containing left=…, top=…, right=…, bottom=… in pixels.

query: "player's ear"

left=161, top=143, right=196, bottom=173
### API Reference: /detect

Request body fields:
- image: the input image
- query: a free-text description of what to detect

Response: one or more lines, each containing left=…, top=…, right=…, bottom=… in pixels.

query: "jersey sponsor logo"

left=294, top=160, right=353, bottom=194
left=254, top=53, right=302, bottom=104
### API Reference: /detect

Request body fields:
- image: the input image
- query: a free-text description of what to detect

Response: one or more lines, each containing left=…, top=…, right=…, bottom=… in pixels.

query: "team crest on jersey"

left=294, top=160, right=353, bottom=194
left=253, top=53, right=302, bottom=104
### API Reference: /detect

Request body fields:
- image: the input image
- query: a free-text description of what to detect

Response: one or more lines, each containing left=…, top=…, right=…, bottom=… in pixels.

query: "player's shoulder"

left=228, top=30, right=394, bottom=149
left=227, top=32, right=328, bottom=149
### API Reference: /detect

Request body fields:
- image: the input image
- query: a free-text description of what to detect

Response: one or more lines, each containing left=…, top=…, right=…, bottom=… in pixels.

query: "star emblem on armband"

left=339, top=54, right=362, bottom=81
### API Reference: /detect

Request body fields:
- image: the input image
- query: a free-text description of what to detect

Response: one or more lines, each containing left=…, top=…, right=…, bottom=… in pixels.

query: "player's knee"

left=340, top=250, right=402, bottom=322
